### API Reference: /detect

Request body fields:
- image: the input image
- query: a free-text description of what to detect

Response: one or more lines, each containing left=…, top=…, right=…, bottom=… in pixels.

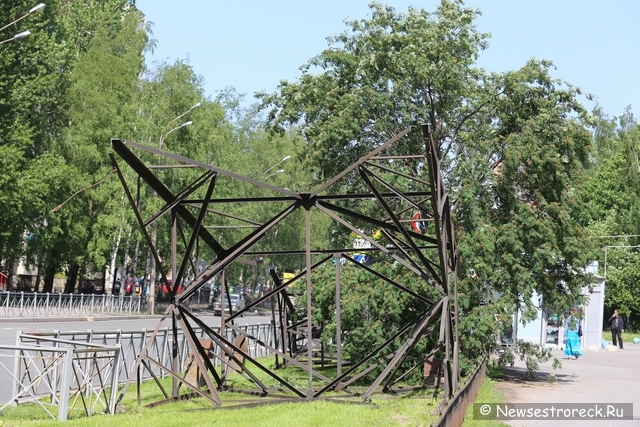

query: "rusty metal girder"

left=111, top=124, right=461, bottom=409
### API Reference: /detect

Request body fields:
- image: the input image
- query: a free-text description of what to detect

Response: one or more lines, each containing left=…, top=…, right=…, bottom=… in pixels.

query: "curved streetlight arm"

left=158, top=121, right=193, bottom=150
left=167, top=120, right=192, bottom=136
left=263, top=155, right=291, bottom=176
left=0, top=3, right=45, bottom=34
left=264, top=169, right=285, bottom=180
left=165, top=102, right=201, bottom=127
left=0, top=31, right=31, bottom=45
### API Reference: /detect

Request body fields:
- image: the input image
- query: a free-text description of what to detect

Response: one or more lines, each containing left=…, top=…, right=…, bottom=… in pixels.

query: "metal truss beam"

left=111, top=125, right=461, bottom=410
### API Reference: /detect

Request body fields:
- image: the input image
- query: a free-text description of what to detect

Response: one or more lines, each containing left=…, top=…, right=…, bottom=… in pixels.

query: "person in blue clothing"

left=564, top=310, right=583, bottom=359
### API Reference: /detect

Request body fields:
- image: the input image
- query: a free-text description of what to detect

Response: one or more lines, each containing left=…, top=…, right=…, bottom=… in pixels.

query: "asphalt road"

left=0, top=314, right=268, bottom=345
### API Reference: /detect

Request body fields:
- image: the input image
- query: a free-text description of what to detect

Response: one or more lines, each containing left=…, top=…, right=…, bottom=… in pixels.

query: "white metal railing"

left=0, top=292, right=141, bottom=317
left=21, top=324, right=278, bottom=379
left=0, top=339, right=120, bottom=420
left=0, top=323, right=281, bottom=420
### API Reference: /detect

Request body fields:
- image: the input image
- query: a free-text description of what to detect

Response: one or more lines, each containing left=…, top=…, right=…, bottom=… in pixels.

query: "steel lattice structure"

left=110, top=124, right=461, bottom=409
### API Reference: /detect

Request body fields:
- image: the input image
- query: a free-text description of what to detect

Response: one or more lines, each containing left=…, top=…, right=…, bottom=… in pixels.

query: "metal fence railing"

left=432, top=356, right=487, bottom=427
left=0, top=292, right=141, bottom=317
left=0, top=323, right=279, bottom=420
left=16, top=323, right=278, bottom=384
left=0, top=339, right=121, bottom=420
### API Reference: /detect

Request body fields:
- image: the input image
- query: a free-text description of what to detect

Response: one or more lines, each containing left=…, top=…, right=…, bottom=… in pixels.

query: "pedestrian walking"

left=564, top=310, right=583, bottom=359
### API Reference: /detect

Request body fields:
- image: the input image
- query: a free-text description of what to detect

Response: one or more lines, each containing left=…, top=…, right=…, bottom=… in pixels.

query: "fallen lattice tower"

left=110, top=124, right=461, bottom=409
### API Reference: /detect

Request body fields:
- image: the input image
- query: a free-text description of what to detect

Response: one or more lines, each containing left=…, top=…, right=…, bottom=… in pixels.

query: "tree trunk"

left=44, top=260, right=57, bottom=293
left=106, top=224, right=123, bottom=294
left=34, top=252, right=44, bottom=292
left=7, top=259, right=15, bottom=292
left=66, top=262, right=79, bottom=294
left=148, top=222, right=157, bottom=314
left=132, top=239, right=140, bottom=276
left=250, top=263, right=260, bottom=302
left=121, top=225, right=132, bottom=278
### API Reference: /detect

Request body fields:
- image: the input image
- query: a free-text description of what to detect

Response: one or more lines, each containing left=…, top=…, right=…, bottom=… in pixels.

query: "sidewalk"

left=492, top=343, right=640, bottom=426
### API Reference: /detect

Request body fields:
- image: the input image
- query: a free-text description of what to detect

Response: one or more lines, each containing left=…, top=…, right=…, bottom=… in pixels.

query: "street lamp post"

left=166, top=102, right=200, bottom=127
left=264, top=169, right=285, bottom=180
left=159, top=120, right=193, bottom=151
left=263, top=155, right=290, bottom=176
left=148, top=105, right=199, bottom=315
left=0, top=3, right=45, bottom=45
left=0, top=31, right=31, bottom=45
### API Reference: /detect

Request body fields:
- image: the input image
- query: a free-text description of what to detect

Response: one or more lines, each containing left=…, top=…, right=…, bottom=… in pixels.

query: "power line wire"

left=50, top=168, right=116, bottom=214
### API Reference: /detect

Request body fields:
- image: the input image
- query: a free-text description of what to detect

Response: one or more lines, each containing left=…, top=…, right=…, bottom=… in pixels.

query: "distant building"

left=503, top=262, right=604, bottom=350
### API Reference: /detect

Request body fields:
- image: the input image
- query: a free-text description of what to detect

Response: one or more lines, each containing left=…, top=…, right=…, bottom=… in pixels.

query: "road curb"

left=1, top=315, right=165, bottom=324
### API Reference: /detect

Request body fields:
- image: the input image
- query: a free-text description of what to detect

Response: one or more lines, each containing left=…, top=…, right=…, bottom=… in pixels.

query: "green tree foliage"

left=58, top=2, right=147, bottom=288
left=260, top=0, right=596, bottom=367
left=129, top=60, right=233, bottom=286
left=603, top=250, right=640, bottom=322
left=214, top=89, right=332, bottom=276
left=260, top=0, right=490, bottom=178
left=0, top=0, right=150, bottom=290
left=0, top=0, right=71, bottom=272
left=581, top=107, right=640, bottom=323
left=0, top=1, right=322, bottom=296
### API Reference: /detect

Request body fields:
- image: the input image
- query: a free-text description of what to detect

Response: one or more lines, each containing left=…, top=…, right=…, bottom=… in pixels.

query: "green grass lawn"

left=0, top=357, right=510, bottom=427
left=0, top=357, right=445, bottom=427
left=461, top=372, right=509, bottom=427
left=0, top=390, right=442, bottom=427
left=1, top=398, right=440, bottom=427
left=603, top=330, right=640, bottom=346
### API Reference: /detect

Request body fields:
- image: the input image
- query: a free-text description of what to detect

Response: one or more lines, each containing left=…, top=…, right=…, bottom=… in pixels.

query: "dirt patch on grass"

left=390, top=414, right=411, bottom=425
left=493, top=365, right=564, bottom=403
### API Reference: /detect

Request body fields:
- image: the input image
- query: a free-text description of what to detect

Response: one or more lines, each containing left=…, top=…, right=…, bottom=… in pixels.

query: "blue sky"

left=136, top=0, right=638, bottom=118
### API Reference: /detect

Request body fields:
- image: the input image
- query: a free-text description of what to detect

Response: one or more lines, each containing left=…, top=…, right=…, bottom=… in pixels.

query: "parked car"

left=212, top=293, right=246, bottom=316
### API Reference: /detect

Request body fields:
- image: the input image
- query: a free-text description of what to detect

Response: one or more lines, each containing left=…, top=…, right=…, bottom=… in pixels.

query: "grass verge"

left=460, top=365, right=509, bottom=427
left=0, top=356, right=448, bottom=427
left=602, top=330, right=639, bottom=346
